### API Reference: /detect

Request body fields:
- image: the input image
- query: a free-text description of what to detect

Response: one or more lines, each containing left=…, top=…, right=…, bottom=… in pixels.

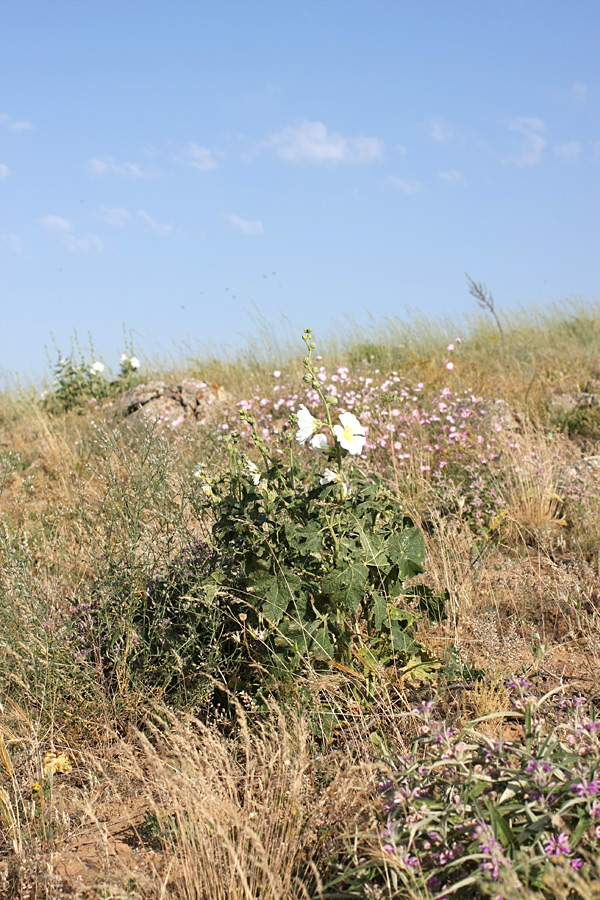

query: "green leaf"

left=372, top=592, right=387, bottom=631
left=285, top=520, right=323, bottom=557
left=358, top=528, right=388, bottom=567
left=570, top=814, right=591, bottom=849
left=386, top=528, right=426, bottom=579
left=312, top=623, right=335, bottom=660
left=486, top=804, right=517, bottom=848
left=252, top=570, right=301, bottom=626
left=322, top=561, right=368, bottom=612
left=391, top=622, right=417, bottom=653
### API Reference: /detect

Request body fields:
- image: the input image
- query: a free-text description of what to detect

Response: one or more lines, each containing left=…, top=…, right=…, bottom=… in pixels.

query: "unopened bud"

left=303, top=357, right=310, bottom=367
left=303, top=374, right=312, bottom=383
left=326, top=396, right=338, bottom=406
left=309, top=341, right=316, bottom=350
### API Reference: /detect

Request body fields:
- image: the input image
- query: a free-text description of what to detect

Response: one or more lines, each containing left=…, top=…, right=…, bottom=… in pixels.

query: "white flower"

left=333, top=412, right=366, bottom=456
left=90, top=361, right=104, bottom=374
left=244, top=458, right=261, bottom=485
left=320, top=467, right=341, bottom=485
left=296, top=404, right=320, bottom=446
left=310, top=433, right=329, bottom=453
left=120, top=353, right=128, bottom=363
left=129, top=356, right=140, bottom=369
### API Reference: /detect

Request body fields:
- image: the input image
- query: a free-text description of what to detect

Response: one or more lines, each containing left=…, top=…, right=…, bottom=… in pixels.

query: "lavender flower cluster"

left=372, top=684, right=600, bottom=898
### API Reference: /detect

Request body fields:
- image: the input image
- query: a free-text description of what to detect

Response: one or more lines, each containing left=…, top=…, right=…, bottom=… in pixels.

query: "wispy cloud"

left=572, top=81, right=588, bottom=103
left=396, top=144, right=408, bottom=158
left=0, top=163, right=10, bottom=179
left=39, top=214, right=103, bottom=251
left=555, top=141, right=580, bottom=162
left=99, top=206, right=131, bottom=227
left=184, top=143, right=217, bottom=171
left=269, top=120, right=383, bottom=164
left=224, top=213, right=264, bottom=235
left=427, top=118, right=454, bottom=143
left=138, top=209, right=173, bottom=236
left=389, top=177, right=421, bottom=195
left=505, top=117, right=545, bottom=167
left=87, top=157, right=156, bottom=178
left=39, top=215, right=72, bottom=234
left=439, top=169, right=464, bottom=184
left=0, top=113, right=33, bottom=132
left=0, top=233, right=24, bottom=252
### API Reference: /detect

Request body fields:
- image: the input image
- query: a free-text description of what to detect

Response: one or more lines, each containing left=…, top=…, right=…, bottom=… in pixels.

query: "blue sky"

left=1, top=0, right=599, bottom=379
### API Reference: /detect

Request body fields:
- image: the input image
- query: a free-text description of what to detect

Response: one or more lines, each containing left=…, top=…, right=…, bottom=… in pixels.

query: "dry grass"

left=2, top=303, right=600, bottom=897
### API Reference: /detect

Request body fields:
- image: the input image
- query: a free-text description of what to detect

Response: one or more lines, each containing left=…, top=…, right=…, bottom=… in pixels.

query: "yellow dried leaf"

left=43, top=752, right=73, bottom=776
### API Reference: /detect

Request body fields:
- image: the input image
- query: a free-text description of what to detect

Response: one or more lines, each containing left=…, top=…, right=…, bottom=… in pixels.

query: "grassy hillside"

left=1, top=302, right=600, bottom=899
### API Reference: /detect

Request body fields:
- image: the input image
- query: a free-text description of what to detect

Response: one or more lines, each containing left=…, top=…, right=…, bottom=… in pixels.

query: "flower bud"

left=326, top=396, right=338, bottom=405
left=303, top=374, right=312, bottom=383
left=303, top=357, right=310, bottom=367
left=309, top=341, right=316, bottom=350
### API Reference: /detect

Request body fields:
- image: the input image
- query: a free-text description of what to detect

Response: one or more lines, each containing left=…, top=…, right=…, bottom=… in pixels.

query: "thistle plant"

left=191, top=329, right=444, bottom=678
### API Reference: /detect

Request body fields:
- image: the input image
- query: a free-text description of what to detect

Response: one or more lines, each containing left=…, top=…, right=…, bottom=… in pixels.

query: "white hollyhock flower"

left=319, top=467, right=341, bottom=485
left=296, top=404, right=320, bottom=446
left=244, top=458, right=261, bottom=485
left=90, top=361, right=104, bottom=374
left=129, top=356, right=140, bottom=369
left=120, top=353, right=128, bottom=363
left=310, top=433, right=329, bottom=453
left=333, top=412, right=366, bottom=455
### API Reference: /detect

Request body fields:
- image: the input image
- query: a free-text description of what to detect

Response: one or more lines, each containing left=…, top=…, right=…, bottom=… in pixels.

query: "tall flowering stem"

left=301, top=328, right=343, bottom=473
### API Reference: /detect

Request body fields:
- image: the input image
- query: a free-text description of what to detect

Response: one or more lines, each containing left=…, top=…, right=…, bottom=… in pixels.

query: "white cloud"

left=224, top=213, right=264, bottom=235
left=87, top=157, right=155, bottom=178
left=100, top=206, right=131, bottom=227
left=0, top=113, right=33, bottom=132
left=39, top=214, right=72, bottom=234
left=389, top=177, right=421, bottom=195
left=427, top=118, right=454, bottom=143
left=63, top=234, right=104, bottom=252
left=186, top=143, right=217, bottom=171
left=0, top=233, right=24, bottom=252
left=138, top=209, right=173, bottom=236
left=39, top=214, right=103, bottom=251
left=0, top=163, right=9, bottom=179
left=269, top=120, right=383, bottom=164
left=505, top=117, right=545, bottom=167
left=572, top=81, right=587, bottom=103
left=439, top=169, right=464, bottom=184
left=555, top=141, right=581, bottom=162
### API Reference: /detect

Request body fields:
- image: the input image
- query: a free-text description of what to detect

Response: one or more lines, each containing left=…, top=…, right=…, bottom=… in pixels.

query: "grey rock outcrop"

left=111, top=379, right=228, bottom=426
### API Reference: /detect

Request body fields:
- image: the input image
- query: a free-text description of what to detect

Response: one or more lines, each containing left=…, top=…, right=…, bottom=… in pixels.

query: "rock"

left=115, top=381, right=168, bottom=416
left=490, top=398, right=520, bottom=431
left=557, top=455, right=600, bottom=493
left=549, top=391, right=600, bottom=417
left=111, top=379, right=228, bottom=427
